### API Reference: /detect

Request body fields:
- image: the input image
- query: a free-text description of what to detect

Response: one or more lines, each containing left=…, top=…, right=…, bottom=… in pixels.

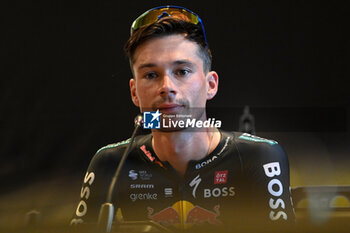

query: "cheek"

left=136, top=86, right=155, bottom=108
left=187, top=82, right=207, bottom=102
left=136, top=91, right=147, bottom=104
left=197, top=81, right=208, bottom=95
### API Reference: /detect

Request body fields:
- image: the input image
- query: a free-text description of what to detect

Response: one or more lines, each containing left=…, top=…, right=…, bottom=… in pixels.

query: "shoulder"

left=95, top=138, right=131, bottom=155
left=229, top=132, right=292, bottom=192
left=89, top=134, right=151, bottom=166
left=230, top=132, right=288, bottom=164
left=219, top=130, right=279, bottom=148
left=233, top=132, right=279, bottom=146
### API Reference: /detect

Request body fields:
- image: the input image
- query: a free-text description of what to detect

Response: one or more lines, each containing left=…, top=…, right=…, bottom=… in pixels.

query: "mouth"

left=157, top=103, right=184, bottom=114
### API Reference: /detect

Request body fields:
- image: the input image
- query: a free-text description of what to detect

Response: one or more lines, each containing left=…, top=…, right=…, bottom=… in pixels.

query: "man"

left=71, top=6, right=295, bottom=233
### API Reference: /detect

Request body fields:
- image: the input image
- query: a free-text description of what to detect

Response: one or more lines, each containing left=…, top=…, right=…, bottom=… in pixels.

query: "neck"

left=152, top=127, right=220, bottom=177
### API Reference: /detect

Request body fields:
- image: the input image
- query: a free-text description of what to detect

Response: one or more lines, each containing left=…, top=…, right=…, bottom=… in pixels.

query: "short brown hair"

left=124, top=17, right=212, bottom=73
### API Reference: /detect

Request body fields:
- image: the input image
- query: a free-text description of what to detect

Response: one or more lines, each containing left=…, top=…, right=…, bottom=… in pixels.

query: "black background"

left=1, top=0, right=349, bottom=229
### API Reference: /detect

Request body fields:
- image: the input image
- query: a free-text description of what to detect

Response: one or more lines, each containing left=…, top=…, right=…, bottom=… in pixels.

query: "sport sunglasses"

left=130, top=5, right=208, bottom=47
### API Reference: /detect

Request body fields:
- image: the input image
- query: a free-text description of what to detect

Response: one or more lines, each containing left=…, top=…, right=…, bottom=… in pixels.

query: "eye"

left=144, top=72, right=158, bottom=80
left=175, top=69, right=191, bottom=77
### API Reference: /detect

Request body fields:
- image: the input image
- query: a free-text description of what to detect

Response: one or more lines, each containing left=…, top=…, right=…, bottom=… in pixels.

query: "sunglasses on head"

left=130, top=5, right=208, bottom=47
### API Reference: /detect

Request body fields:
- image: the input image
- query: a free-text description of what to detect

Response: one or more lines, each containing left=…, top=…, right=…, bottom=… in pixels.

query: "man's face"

left=129, top=34, right=218, bottom=121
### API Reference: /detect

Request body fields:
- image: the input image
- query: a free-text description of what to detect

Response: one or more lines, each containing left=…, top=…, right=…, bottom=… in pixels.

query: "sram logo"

left=70, top=172, right=95, bottom=225
left=130, top=184, right=154, bottom=189
left=263, top=162, right=288, bottom=221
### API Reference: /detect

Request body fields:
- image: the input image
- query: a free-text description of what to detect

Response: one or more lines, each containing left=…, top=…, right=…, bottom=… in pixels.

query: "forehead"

left=132, top=34, right=204, bottom=70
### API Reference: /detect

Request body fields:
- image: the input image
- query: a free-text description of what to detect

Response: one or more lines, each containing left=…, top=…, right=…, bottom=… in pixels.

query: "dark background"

left=1, top=0, right=349, bottom=230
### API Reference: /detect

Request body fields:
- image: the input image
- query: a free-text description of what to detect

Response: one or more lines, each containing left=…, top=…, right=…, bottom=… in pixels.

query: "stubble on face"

left=132, top=35, right=209, bottom=129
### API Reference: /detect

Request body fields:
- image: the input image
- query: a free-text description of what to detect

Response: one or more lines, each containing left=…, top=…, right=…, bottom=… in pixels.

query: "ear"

left=206, top=71, right=219, bottom=100
left=129, top=78, right=140, bottom=107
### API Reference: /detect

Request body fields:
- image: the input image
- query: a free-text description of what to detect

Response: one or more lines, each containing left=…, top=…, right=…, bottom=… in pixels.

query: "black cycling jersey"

left=71, top=131, right=295, bottom=233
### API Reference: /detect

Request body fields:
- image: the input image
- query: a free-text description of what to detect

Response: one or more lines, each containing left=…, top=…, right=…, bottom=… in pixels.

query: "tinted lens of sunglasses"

left=131, top=7, right=200, bottom=34
left=130, top=6, right=208, bottom=47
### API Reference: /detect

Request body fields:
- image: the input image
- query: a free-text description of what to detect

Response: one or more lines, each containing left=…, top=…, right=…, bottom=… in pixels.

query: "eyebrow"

left=173, top=60, right=194, bottom=67
left=137, top=63, right=157, bottom=71
left=137, top=59, right=195, bottom=71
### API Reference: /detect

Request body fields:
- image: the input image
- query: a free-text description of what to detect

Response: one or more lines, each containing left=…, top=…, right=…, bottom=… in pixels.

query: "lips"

left=157, top=103, right=184, bottom=114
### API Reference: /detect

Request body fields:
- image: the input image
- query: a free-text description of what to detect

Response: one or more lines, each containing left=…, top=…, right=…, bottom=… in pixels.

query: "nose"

left=159, top=74, right=177, bottom=97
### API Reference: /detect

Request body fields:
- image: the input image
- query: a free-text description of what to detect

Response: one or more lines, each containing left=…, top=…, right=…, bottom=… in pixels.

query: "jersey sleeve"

left=69, top=143, right=127, bottom=231
left=235, top=133, right=295, bottom=232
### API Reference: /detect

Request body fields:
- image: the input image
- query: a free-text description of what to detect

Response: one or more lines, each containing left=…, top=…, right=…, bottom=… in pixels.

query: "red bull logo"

left=186, top=205, right=222, bottom=225
left=147, top=201, right=221, bottom=229
left=147, top=207, right=180, bottom=225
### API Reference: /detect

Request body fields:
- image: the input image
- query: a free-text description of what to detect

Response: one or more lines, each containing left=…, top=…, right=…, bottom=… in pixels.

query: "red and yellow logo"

left=147, top=201, right=222, bottom=230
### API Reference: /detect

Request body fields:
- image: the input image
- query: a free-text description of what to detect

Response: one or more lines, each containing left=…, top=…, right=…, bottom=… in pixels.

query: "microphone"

left=97, top=115, right=143, bottom=233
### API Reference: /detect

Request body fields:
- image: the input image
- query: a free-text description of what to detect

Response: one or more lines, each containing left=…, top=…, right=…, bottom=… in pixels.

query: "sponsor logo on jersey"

left=130, top=184, right=154, bottom=189
left=239, top=133, right=277, bottom=145
left=263, top=162, right=288, bottom=221
left=139, top=170, right=153, bottom=180
left=70, top=171, right=95, bottom=225
left=186, top=205, right=221, bottom=225
left=130, top=192, right=158, bottom=202
left=128, top=170, right=153, bottom=181
left=195, top=156, right=218, bottom=170
left=214, top=170, right=228, bottom=184
left=147, top=206, right=180, bottom=225
left=195, top=137, right=230, bottom=170
left=204, top=187, right=235, bottom=198
left=129, top=170, right=138, bottom=180
left=143, top=110, right=161, bottom=129
left=164, top=188, right=173, bottom=197
left=189, top=175, right=202, bottom=198
left=147, top=201, right=222, bottom=228
left=140, top=145, right=155, bottom=162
